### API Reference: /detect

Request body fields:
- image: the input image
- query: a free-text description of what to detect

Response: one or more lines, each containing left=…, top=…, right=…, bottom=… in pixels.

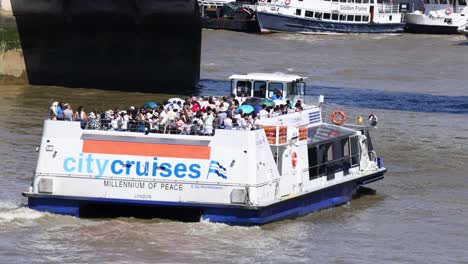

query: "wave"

left=0, top=206, right=45, bottom=223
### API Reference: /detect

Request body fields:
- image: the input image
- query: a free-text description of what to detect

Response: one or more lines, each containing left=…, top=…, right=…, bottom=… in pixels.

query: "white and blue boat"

left=256, top=0, right=406, bottom=33
left=23, top=73, right=386, bottom=225
left=405, top=0, right=467, bottom=34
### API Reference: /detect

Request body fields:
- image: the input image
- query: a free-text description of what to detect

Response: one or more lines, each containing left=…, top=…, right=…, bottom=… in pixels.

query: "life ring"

left=291, top=152, right=297, bottom=168
left=368, top=114, right=378, bottom=127
left=331, top=111, right=346, bottom=125
left=285, top=0, right=291, bottom=5
left=445, top=7, right=452, bottom=15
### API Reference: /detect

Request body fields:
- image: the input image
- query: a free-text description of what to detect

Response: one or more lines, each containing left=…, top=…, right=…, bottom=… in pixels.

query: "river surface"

left=0, top=31, right=468, bottom=263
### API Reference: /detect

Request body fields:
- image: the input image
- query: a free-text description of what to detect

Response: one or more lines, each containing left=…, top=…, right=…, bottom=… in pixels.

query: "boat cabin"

left=229, top=73, right=307, bottom=102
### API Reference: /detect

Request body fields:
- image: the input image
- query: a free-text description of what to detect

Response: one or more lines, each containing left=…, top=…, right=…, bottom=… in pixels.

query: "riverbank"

left=0, top=19, right=27, bottom=85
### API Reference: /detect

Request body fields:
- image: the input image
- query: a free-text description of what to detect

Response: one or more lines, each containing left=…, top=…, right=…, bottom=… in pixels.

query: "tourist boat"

left=255, top=0, right=406, bottom=34
left=405, top=0, right=467, bottom=34
left=22, top=73, right=387, bottom=225
left=198, top=0, right=260, bottom=32
left=457, top=22, right=468, bottom=37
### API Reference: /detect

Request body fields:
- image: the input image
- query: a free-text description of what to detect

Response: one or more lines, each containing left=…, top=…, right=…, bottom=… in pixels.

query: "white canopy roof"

left=228, top=73, right=307, bottom=83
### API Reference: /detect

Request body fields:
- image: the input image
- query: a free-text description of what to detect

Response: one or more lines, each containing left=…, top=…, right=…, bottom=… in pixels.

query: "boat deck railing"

left=377, top=3, right=401, bottom=13
left=82, top=119, right=262, bottom=136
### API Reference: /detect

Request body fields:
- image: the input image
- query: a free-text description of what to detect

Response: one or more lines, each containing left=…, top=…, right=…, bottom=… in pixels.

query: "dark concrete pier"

left=1, top=0, right=201, bottom=93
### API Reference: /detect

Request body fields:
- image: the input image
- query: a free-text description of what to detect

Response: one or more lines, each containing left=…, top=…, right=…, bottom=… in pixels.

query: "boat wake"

left=0, top=204, right=45, bottom=223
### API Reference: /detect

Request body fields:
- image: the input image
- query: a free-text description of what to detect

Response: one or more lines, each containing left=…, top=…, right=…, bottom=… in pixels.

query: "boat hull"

left=24, top=169, right=386, bottom=225
left=405, top=23, right=460, bottom=34
left=257, top=12, right=404, bottom=34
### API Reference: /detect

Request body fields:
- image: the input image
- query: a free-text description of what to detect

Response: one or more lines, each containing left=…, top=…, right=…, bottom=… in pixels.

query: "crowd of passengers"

left=49, top=95, right=304, bottom=135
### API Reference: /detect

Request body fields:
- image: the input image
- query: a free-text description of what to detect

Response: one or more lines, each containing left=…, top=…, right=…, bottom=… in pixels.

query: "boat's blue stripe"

left=25, top=169, right=386, bottom=225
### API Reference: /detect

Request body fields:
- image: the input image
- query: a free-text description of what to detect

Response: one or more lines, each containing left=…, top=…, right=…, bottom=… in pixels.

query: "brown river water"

left=0, top=31, right=467, bottom=263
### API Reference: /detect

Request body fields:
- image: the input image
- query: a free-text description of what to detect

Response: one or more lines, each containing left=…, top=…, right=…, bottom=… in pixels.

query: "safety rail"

left=308, top=152, right=362, bottom=180
left=377, top=3, right=400, bottom=13
left=80, top=119, right=263, bottom=136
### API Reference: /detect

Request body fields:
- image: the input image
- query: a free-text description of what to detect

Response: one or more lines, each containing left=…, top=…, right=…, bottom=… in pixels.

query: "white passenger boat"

left=23, top=73, right=387, bottom=225
left=405, top=0, right=467, bottom=34
left=458, top=22, right=468, bottom=37
left=256, top=0, right=406, bottom=34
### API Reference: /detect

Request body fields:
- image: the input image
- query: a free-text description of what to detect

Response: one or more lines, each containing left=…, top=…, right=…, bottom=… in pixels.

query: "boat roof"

left=307, top=124, right=355, bottom=145
left=228, top=73, right=307, bottom=83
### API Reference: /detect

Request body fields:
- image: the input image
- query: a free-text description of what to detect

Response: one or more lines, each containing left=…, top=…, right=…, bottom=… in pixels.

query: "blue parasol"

left=142, top=101, right=158, bottom=109
left=236, top=105, right=255, bottom=114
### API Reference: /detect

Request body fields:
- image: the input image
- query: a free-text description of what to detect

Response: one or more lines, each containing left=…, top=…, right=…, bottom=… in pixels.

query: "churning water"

left=0, top=31, right=467, bottom=263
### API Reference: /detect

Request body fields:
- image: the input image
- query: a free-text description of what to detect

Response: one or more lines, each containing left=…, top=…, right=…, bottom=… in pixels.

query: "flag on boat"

left=207, top=160, right=227, bottom=179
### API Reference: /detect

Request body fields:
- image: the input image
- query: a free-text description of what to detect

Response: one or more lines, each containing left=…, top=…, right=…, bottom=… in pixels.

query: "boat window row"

left=234, top=80, right=306, bottom=98
left=300, top=10, right=370, bottom=22
left=424, top=0, right=466, bottom=5
left=323, top=0, right=374, bottom=3
left=308, top=136, right=360, bottom=181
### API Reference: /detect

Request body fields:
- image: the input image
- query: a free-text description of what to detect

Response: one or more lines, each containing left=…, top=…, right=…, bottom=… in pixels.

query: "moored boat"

left=256, top=0, right=407, bottom=34
left=405, top=0, right=468, bottom=34
left=458, top=22, right=468, bottom=38
left=23, top=73, right=387, bottom=225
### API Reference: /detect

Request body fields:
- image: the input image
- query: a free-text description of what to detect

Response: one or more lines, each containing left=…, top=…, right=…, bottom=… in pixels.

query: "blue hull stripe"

left=257, top=12, right=404, bottom=34
left=24, top=170, right=386, bottom=225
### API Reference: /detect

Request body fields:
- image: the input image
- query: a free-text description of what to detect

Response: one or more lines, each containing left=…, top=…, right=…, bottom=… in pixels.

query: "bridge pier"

left=1, top=0, right=201, bottom=93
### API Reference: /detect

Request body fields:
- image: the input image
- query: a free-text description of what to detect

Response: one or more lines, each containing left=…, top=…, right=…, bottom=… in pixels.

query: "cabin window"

left=332, top=13, right=339, bottom=20
left=308, top=145, right=319, bottom=180
left=305, top=10, right=314, bottom=17
left=424, top=0, right=430, bottom=3
left=347, top=0, right=354, bottom=3
left=356, top=0, right=362, bottom=3
left=254, top=81, right=267, bottom=98
left=236, top=81, right=252, bottom=97
left=362, top=15, right=369, bottom=21
left=340, top=0, right=346, bottom=2
left=339, top=14, right=346, bottom=20
left=346, top=15, right=354, bottom=21
left=362, top=0, right=369, bottom=3
left=440, top=0, right=447, bottom=4
left=268, top=82, right=284, bottom=98
left=459, top=0, right=466, bottom=5
left=323, top=13, right=331, bottom=19
left=296, top=9, right=302, bottom=16
left=314, top=12, right=322, bottom=19
left=332, top=0, right=339, bottom=2
left=350, top=136, right=360, bottom=167
left=355, top=15, right=362, bottom=22
left=341, top=138, right=351, bottom=175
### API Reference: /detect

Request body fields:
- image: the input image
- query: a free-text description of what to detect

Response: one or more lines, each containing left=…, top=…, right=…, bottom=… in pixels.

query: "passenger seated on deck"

left=49, top=102, right=58, bottom=120
left=202, top=106, right=215, bottom=135
left=270, top=90, right=283, bottom=100
left=63, top=103, right=74, bottom=121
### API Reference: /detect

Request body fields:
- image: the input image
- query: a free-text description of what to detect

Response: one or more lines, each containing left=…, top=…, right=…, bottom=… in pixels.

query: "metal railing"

left=377, top=3, right=401, bottom=13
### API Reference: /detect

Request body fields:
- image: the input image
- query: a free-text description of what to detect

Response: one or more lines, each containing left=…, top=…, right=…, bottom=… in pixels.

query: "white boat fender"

left=368, top=114, right=378, bottom=127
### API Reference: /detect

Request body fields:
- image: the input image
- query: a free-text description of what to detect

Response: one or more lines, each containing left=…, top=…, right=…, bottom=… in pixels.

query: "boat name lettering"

left=339, top=5, right=368, bottom=12
left=103, top=180, right=184, bottom=191
left=63, top=153, right=201, bottom=179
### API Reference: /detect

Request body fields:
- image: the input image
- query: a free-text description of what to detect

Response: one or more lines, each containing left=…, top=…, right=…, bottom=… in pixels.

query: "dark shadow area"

left=79, top=202, right=202, bottom=222
left=457, top=41, right=468, bottom=46
left=10, top=0, right=201, bottom=94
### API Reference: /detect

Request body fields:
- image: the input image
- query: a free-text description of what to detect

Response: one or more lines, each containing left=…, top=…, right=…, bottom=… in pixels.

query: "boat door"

left=370, top=6, right=375, bottom=23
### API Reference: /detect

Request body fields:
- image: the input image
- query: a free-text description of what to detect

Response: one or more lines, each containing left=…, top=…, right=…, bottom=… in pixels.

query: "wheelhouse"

left=229, top=73, right=307, bottom=102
